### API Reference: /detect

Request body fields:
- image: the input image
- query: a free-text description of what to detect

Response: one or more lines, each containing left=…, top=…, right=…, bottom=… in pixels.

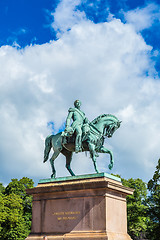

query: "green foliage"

left=146, top=159, right=160, bottom=240
left=122, top=178, right=149, bottom=240
left=113, top=174, right=149, bottom=240
left=0, top=183, right=5, bottom=193
left=0, top=193, right=29, bottom=240
left=5, top=177, right=34, bottom=219
left=0, top=177, right=34, bottom=240
left=114, top=166, right=160, bottom=240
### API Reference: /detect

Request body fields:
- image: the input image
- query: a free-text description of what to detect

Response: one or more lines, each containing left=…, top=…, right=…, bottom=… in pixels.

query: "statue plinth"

left=26, top=173, right=133, bottom=240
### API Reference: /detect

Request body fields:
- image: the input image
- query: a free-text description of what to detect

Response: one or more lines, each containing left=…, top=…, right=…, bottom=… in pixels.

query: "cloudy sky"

left=0, top=0, right=160, bottom=186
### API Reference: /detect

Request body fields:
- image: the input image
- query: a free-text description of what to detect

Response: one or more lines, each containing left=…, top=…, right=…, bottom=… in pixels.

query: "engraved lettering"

left=53, top=212, right=64, bottom=215
left=65, top=211, right=80, bottom=215
left=53, top=211, right=80, bottom=216
left=53, top=211, right=80, bottom=220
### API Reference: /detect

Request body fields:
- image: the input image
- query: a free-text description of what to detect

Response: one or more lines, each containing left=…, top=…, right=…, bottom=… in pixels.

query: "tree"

left=0, top=177, right=34, bottom=240
left=5, top=177, right=34, bottom=227
left=112, top=175, right=149, bottom=240
left=0, top=193, right=29, bottom=240
left=0, top=183, right=5, bottom=193
left=0, top=192, right=5, bottom=235
left=122, top=178, right=149, bottom=240
left=147, top=159, right=160, bottom=240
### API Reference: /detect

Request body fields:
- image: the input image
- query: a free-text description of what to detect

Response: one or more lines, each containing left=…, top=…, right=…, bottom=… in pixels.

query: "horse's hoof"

left=51, top=174, right=55, bottom=178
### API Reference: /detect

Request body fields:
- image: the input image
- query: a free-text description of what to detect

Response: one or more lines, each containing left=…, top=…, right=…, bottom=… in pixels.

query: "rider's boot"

left=75, top=145, right=79, bottom=153
left=75, top=134, right=82, bottom=153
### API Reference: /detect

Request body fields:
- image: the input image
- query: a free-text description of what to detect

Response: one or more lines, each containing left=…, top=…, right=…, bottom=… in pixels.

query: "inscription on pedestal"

left=53, top=211, right=80, bottom=221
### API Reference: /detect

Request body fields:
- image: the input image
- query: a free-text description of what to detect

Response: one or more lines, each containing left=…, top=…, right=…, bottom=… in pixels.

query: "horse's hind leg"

left=65, top=151, right=75, bottom=176
left=50, top=150, right=60, bottom=178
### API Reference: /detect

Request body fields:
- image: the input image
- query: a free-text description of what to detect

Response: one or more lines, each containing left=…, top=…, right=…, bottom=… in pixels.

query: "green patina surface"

left=39, top=172, right=121, bottom=184
left=44, top=100, right=121, bottom=179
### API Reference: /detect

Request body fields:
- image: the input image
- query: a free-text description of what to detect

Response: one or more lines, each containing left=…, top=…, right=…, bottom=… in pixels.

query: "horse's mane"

left=91, top=114, right=118, bottom=124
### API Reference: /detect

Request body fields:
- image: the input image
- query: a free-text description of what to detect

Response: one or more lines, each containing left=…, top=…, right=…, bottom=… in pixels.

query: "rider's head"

left=74, top=100, right=81, bottom=108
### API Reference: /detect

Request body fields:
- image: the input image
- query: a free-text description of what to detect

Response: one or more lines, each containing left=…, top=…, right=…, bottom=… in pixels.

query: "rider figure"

left=64, top=100, right=88, bottom=153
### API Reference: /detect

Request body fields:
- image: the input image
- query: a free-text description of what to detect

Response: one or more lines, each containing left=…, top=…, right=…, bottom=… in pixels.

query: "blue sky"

left=0, top=0, right=56, bottom=46
left=1, top=0, right=160, bottom=73
left=0, top=0, right=160, bottom=186
left=0, top=0, right=159, bottom=48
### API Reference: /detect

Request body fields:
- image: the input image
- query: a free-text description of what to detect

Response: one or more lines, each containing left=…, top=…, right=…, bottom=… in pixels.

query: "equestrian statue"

left=44, top=100, right=121, bottom=178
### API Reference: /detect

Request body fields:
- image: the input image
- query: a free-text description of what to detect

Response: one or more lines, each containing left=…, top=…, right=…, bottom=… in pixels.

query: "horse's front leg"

left=98, top=146, right=114, bottom=170
left=88, top=143, right=99, bottom=173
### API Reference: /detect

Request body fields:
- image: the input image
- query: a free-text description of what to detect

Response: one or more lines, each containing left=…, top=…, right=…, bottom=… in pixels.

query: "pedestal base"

left=26, top=232, right=132, bottom=240
left=26, top=173, right=133, bottom=240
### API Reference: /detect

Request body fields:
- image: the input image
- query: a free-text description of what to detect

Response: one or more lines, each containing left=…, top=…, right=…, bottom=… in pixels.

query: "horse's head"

left=104, top=120, right=121, bottom=138
left=91, top=114, right=121, bottom=138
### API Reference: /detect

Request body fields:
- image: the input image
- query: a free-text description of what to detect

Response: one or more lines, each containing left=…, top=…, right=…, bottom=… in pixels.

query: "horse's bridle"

left=105, top=122, right=119, bottom=138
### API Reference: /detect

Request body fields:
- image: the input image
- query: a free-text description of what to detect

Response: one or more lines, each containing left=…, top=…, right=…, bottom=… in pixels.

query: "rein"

left=89, top=123, right=104, bottom=137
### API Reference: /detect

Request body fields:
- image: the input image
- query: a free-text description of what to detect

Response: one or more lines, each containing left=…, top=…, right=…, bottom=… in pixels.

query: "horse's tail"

left=44, top=135, right=52, bottom=163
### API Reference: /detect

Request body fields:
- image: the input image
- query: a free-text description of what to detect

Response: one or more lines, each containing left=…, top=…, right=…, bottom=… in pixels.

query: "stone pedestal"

left=26, top=173, right=134, bottom=240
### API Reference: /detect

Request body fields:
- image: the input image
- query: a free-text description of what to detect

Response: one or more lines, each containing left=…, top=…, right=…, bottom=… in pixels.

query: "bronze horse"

left=44, top=114, right=121, bottom=178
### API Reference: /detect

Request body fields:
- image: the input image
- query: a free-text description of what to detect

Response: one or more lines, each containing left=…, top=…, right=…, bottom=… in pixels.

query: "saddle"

left=61, top=123, right=90, bottom=146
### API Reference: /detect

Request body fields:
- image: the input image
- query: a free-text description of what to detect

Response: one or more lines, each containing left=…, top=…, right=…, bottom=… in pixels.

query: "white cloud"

left=124, top=3, right=160, bottom=31
left=51, top=0, right=86, bottom=36
left=0, top=16, right=160, bottom=185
